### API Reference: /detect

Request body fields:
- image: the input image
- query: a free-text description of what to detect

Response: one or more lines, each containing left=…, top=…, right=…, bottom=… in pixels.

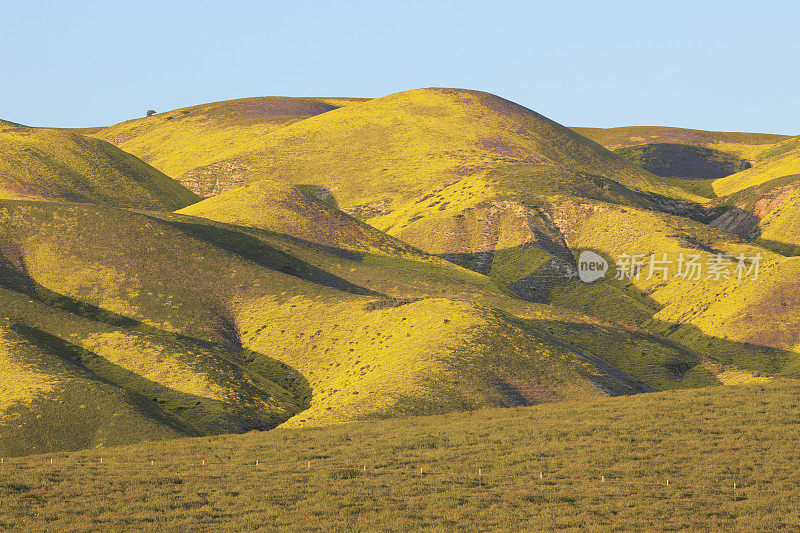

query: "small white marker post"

left=202, top=459, right=205, bottom=466
left=99, top=457, right=103, bottom=464
left=255, top=460, right=259, bottom=466
left=478, top=468, right=482, bottom=476
left=50, top=458, right=53, bottom=465
left=363, top=464, right=366, bottom=472
left=307, top=460, right=310, bottom=469
left=601, top=475, right=605, bottom=483
left=539, top=471, right=543, bottom=480
left=150, top=460, right=154, bottom=466
left=666, top=479, right=670, bottom=486
left=420, top=466, right=423, bottom=475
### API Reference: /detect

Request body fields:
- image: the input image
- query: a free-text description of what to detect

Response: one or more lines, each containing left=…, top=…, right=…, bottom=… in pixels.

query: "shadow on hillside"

left=615, top=143, right=744, bottom=180
left=295, top=184, right=340, bottom=209
left=705, top=206, right=760, bottom=236
left=0, top=257, right=315, bottom=426
left=147, top=217, right=380, bottom=296
left=9, top=321, right=311, bottom=436
left=751, top=235, right=800, bottom=257
left=0, top=246, right=136, bottom=329
left=651, top=318, right=798, bottom=377
left=472, top=246, right=800, bottom=381
left=441, top=244, right=575, bottom=303
left=10, top=323, right=208, bottom=436
left=146, top=212, right=367, bottom=262
left=441, top=251, right=495, bottom=275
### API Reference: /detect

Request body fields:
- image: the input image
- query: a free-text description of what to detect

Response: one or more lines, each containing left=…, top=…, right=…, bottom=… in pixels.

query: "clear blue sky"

left=3, top=0, right=798, bottom=133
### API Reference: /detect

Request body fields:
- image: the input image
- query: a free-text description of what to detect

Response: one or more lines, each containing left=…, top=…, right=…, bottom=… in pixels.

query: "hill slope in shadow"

left=0, top=123, right=197, bottom=209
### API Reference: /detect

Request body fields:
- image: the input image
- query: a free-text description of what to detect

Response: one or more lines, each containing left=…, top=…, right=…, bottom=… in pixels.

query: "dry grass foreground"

left=0, top=381, right=798, bottom=531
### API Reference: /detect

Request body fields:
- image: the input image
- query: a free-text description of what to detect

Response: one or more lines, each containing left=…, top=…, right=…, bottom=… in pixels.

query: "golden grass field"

left=1, top=382, right=799, bottom=531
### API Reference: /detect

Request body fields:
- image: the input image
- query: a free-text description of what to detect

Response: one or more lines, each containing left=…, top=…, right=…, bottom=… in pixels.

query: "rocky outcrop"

left=179, top=161, right=252, bottom=198
left=709, top=207, right=760, bottom=236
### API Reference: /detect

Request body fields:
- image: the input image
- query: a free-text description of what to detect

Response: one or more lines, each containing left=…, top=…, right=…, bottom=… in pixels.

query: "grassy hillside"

left=574, top=125, right=791, bottom=160
left=162, top=89, right=718, bottom=305
left=542, top=200, right=800, bottom=372
left=706, top=174, right=800, bottom=236
left=0, top=124, right=198, bottom=209
left=0, top=307, right=185, bottom=456
left=0, top=199, right=726, bottom=455
left=361, top=163, right=657, bottom=281
left=170, top=150, right=789, bottom=383
left=89, top=89, right=720, bottom=309
left=226, top=88, right=700, bottom=206
left=713, top=138, right=800, bottom=196
left=358, top=161, right=800, bottom=375
left=1, top=87, right=798, bottom=469
left=754, top=186, right=800, bottom=254
left=1, top=381, right=798, bottom=530
left=177, top=179, right=428, bottom=256
left=0, top=286, right=308, bottom=456
left=174, top=190, right=758, bottom=398
left=89, top=88, right=701, bottom=206
left=137, top=92, right=800, bottom=379
left=89, top=97, right=368, bottom=197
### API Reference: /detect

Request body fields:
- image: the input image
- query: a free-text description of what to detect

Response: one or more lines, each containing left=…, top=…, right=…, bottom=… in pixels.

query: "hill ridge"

left=0, top=124, right=198, bottom=209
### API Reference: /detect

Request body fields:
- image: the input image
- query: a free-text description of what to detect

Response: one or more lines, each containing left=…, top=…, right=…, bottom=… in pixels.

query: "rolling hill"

left=0, top=198, right=724, bottom=455
left=1, top=86, right=799, bottom=465
left=89, top=96, right=368, bottom=197
left=0, top=123, right=198, bottom=209
left=214, top=88, right=701, bottom=205
left=90, top=89, right=702, bottom=206
left=713, top=137, right=800, bottom=196
left=573, top=125, right=791, bottom=161
left=176, top=179, right=427, bottom=256
left=85, top=88, right=800, bottom=376
left=161, top=88, right=716, bottom=296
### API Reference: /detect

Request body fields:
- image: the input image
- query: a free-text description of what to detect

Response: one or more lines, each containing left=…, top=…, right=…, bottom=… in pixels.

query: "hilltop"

left=573, top=125, right=791, bottom=160
left=89, top=96, right=368, bottom=197
left=214, top=88, right=700, bottom=205
left=0, top=123, right=197, bottom=209
left=90, top=88, right=701, bottom=205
